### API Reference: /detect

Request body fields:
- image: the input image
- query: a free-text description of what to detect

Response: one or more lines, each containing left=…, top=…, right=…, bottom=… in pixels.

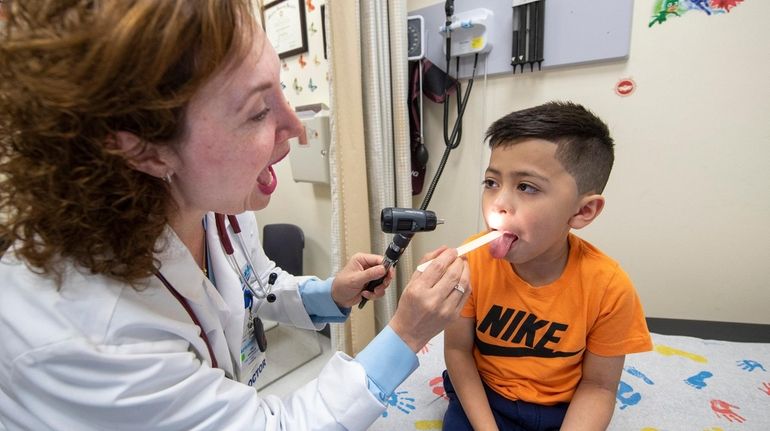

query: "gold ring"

left=453, top=284, right=466, bottom=294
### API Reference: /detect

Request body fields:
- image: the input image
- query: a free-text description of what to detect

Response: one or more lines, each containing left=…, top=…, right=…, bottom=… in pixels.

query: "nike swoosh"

left=476, top=339, right=584, bottom=358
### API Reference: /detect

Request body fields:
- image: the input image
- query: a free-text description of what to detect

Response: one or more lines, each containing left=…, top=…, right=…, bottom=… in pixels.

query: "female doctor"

left=0, top=1, right=470, bottom=430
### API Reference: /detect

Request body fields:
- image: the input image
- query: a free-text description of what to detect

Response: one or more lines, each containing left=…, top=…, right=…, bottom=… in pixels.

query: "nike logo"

left=475, top=305, right=583, bottom=358
left=475, top=338, right=583, bottom=358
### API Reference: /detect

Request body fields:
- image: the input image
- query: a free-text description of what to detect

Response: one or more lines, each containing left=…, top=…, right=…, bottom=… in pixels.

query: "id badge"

left=240, top=308, right=267, bottom=386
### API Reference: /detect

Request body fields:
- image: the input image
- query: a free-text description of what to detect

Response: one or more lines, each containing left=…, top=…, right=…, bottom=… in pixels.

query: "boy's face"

left=482, top=139, right=583, bottom=266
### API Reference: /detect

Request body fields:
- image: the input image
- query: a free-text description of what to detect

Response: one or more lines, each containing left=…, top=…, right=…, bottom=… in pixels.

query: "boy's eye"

left=482, top=179, right=498, bottom=189
left=250, top=107, right=271, bottom=122
left=517, top=183, right=538, bottom=194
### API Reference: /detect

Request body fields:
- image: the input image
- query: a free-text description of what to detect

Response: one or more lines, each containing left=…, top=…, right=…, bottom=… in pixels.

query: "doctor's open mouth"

left=257, top=165, right=277, bottom=195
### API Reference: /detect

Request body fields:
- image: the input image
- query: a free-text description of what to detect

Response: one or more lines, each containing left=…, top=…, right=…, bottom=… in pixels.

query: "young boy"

left=443, top=101, right=652, bottom=431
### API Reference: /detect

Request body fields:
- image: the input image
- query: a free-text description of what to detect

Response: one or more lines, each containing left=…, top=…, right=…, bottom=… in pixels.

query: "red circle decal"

left=615, top=78, right=636, bottom=97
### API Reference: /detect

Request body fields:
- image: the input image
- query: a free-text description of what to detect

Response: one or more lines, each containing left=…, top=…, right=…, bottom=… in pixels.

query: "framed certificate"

left=263, top=0, right=308, bottom=59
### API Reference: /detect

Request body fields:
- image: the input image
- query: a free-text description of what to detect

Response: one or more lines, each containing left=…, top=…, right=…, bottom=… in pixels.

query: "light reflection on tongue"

left=258, top=166, right=277, bottom=195
left=489, top=233, right=516, bottom=259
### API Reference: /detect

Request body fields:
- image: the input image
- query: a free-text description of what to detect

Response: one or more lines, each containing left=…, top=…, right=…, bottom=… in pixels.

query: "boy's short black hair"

left=485, top=101, right=614, bottom=194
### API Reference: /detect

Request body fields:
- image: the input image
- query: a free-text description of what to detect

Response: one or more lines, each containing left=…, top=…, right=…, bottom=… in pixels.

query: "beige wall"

left=259, top=0, right=770, bottom=324
left=409, top=0, right=770, bottom=324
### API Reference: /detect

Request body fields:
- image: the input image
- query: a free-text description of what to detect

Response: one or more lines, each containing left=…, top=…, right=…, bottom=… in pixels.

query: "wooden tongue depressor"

left=416, top=230, right=504, bottom=272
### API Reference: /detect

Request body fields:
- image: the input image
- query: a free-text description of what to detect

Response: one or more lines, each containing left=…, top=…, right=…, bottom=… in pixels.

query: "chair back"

left=262, top=223, right=305, bottom=275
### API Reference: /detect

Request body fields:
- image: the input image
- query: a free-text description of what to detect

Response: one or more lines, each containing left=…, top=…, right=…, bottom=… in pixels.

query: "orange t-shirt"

left=460, top=232, right=652, bottom=405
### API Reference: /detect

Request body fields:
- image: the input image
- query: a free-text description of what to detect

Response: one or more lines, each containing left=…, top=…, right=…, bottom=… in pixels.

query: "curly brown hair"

left=0, top=0, right=255, bottom=284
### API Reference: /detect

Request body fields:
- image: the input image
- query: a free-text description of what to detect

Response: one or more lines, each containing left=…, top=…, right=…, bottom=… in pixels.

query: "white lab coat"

left=0, top=213, right=385, bottom=430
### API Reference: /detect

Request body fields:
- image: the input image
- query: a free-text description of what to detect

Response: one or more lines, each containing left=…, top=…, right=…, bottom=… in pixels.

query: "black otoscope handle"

left=357, top=233, right=414, bottom=309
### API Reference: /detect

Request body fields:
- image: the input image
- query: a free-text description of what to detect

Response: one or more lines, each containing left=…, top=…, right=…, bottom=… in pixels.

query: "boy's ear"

left=110, top=131, right=172, bottom=179
left=568, top=194, right=605, bottom=229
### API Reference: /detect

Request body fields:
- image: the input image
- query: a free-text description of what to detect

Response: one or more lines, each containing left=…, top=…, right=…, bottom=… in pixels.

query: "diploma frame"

left=263, top=0, right=308, bottom=59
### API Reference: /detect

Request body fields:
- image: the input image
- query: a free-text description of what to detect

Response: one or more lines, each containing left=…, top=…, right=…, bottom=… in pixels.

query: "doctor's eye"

left=250, top=107, right=271, bottom=122
left=482, top=179, right=498, bottom=189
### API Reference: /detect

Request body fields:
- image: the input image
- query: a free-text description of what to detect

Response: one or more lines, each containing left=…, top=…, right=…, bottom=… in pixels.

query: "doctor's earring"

left=163, top=172, right=173, bottom=184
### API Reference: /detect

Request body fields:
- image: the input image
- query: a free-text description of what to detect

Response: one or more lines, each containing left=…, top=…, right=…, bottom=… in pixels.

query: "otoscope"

left=357, top=208, right=443, bottom=309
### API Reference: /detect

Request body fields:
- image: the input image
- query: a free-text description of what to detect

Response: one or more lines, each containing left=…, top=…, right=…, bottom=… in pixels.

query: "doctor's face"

left=168, top=31, right=302, bottom=215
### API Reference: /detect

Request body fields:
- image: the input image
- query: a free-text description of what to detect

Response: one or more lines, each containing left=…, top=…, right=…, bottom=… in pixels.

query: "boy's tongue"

left=489, top=233, right=516, bottom=259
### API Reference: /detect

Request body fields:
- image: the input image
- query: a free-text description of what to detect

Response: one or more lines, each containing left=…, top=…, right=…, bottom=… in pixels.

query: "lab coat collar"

left=155, top=226, right=211, bottom=305
left=205, top=213, right=250, bottom=372
left=205, top=213, right=245, bottom=306
left=155, top=224, right=236, bottom=375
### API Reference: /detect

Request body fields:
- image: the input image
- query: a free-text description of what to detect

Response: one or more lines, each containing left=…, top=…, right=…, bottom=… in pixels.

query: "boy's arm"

left=560, top=351, right=624, bottom=431
left=444, top=316, right=499, bottom=431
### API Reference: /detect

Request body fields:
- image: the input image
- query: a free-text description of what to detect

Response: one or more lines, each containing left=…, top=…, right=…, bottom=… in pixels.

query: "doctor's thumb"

left=361, top=264, right=389, bottom=282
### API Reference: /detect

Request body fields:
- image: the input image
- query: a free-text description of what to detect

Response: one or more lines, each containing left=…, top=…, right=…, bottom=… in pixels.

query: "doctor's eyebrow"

left=235, top=82, right=272, bottom=114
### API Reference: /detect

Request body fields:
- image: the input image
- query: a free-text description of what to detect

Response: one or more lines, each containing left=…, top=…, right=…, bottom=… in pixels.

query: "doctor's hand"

left=388, top=247, right=470, bottom=353
left=331, top=253, right=395, bottom=308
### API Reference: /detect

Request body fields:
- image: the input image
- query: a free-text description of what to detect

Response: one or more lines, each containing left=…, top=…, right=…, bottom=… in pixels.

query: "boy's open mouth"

left=489, top=230, right=517, bottom=259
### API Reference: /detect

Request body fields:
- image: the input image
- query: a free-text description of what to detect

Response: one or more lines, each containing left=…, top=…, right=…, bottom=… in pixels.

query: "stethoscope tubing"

left=214, top=213, right=271, bottom=300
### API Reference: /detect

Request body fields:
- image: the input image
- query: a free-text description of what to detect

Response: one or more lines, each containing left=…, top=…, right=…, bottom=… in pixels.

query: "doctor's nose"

left=275, top=98, right=303, bottom=144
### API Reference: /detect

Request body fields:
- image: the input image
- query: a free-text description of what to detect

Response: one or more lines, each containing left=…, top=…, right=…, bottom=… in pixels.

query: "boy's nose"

left=493, top=192, right=515, bottom=214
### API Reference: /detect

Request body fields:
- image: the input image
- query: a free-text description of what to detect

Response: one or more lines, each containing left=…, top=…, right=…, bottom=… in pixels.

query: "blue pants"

left=442, top=370, right=568, bottom=431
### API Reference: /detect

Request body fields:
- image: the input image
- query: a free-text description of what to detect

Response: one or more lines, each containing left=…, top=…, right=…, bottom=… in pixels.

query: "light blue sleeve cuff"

left=298, top=277, right=350, bottom=324
left=355, top=325, right=419, bottom=404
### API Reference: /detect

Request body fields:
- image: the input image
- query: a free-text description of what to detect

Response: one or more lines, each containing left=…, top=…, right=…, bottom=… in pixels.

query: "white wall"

left=408, top=0, right=770, bottom=324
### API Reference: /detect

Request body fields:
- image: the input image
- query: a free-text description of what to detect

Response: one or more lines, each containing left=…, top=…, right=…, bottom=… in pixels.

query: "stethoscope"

left=214, top=213, right=276, bottom=304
